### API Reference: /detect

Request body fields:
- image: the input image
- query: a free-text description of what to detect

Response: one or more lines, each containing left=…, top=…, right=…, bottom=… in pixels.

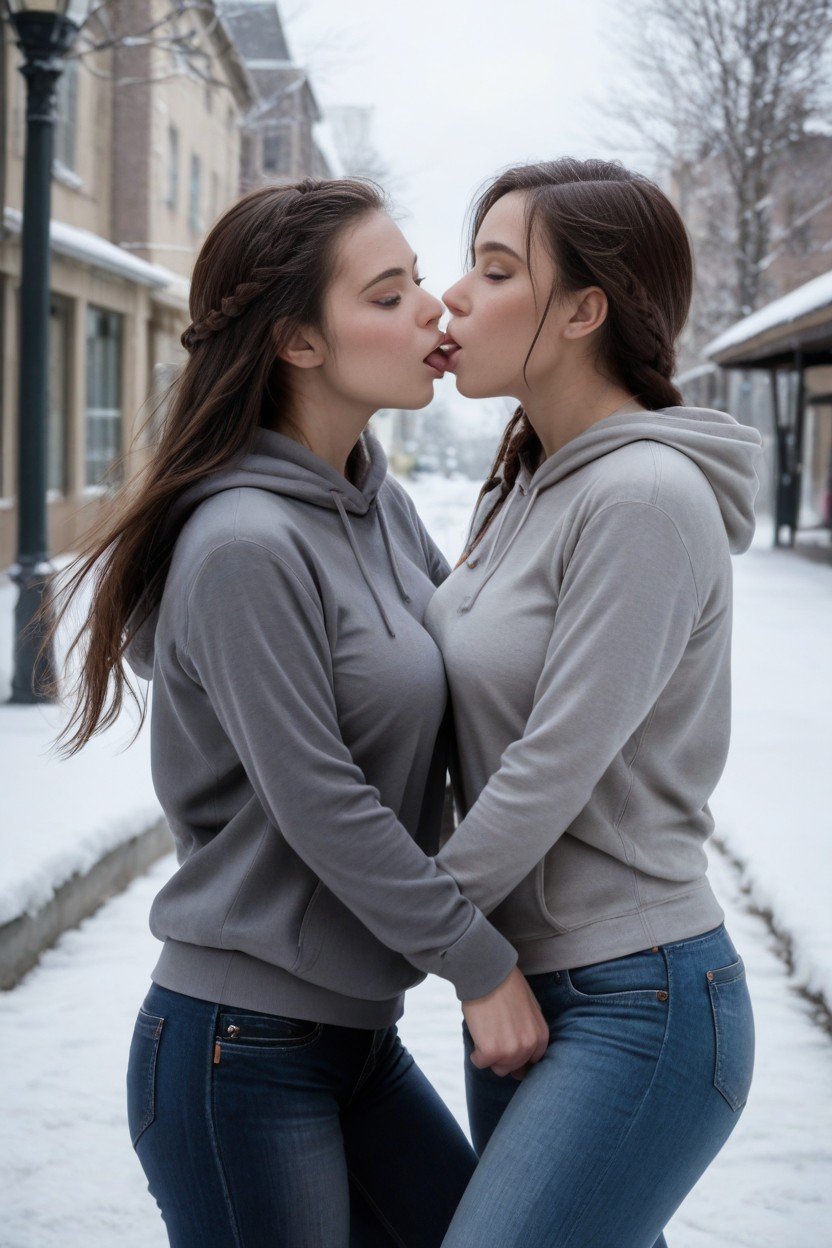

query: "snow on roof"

left=705, top=266, right=832, bottom=359
left=4, top=208, right=169, bottom=289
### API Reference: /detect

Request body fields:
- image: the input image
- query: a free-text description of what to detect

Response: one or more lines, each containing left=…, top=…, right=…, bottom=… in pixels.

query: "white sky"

left=284, top=0, right=642, bottom=303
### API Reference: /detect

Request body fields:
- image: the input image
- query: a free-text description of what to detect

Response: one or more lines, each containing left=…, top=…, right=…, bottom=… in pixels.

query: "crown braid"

left=180, top=268, right=276, bottom=352
left=180, top=182, right=323, bottom=352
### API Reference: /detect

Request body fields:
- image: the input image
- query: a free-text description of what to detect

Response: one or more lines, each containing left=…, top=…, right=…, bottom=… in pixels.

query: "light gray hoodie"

left=126, top=424, right=518, bottom=1029
left=425, top=404, right=764, bottom=972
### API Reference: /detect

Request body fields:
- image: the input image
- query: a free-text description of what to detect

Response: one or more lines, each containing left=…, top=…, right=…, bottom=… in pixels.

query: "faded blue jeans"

left=441, top=921, right=755, bottom=1248
left=126, top=981, right=478, bottom=1247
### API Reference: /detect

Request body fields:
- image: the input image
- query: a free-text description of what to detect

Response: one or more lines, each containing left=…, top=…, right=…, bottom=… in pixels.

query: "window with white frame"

left=48, top=295, right=71, bottom=493
left=85, top=306, right=123, bottom=489
left=262, top=128, right=292, bottom=176
left=53, top=59, right=79, bottom=173
left=189, top=153, right=202, bottom=232
left=166, top=125, right=179, bottom=208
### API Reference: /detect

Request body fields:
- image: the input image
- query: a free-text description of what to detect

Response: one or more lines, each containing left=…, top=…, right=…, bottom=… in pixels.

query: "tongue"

left=424, top=349, right=448, bottom=373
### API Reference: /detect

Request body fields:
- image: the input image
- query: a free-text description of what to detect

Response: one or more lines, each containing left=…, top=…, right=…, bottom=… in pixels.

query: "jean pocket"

left=215, top=1008, right=323, bottom=1051
left=565, top=948, right=668, bottom=1001
left=707, top=956, right=755, bottom=1111
left=126, top=1008, right=164, bottom=1149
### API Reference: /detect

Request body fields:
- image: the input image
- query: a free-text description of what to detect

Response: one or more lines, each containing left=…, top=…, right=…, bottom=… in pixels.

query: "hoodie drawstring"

left=462, top=486, right=542, bottom=613
left=374, top=498, right=412, bottom=604
left=330, top=490, right=409, bottom=638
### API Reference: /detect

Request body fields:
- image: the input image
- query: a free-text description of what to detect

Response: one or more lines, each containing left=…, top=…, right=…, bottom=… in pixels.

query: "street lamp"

left=4, top=0, right=90, bottom=702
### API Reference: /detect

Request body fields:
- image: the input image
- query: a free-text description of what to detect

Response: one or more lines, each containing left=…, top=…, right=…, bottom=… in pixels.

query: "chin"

left=453, top=372, right=496, bottom=399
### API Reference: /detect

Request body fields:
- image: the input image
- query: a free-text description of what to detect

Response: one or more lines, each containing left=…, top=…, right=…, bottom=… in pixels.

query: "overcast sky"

left=284, top=0, right=645, bottom=302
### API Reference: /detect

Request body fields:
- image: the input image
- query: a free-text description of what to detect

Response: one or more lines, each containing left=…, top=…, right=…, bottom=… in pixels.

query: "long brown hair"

left=460, top=157, right=694, bottom=564
left=38, top=177, right=387, bottom=755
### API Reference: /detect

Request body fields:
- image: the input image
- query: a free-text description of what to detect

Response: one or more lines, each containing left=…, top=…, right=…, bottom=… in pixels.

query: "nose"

left=421, top=287, right=445, bottom=324
left=442, top=279, right=465, bottom=315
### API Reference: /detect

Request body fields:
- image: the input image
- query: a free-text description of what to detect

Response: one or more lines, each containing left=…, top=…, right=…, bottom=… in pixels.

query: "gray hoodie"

left=126, top=424, right=518, bottom=1029
left=425, top=404, right=764, bottom=972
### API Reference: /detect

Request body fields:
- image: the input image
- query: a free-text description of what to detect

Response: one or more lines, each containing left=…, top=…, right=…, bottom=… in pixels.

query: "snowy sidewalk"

left=0, top=568, right=165, bottom=985
left=0, top=828, right=830, bottom=1246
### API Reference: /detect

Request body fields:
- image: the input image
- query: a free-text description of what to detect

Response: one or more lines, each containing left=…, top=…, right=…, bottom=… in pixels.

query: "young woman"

left=45, top=178, right=550, bottom=1248
left=424, top=159, right=763, bottom=1248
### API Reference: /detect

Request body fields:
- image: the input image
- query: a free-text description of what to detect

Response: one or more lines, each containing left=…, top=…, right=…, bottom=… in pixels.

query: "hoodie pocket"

left=293, top=881, right=427, bottom=998
left=490, top=860, right=569, bottom=940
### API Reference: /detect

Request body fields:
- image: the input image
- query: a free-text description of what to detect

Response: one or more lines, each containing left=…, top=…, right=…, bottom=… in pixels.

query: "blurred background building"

left=0, top=0, right=345, bottom=568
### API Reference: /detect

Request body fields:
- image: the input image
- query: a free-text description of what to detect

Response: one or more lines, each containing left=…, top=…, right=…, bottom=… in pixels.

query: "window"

left=166, top=125, right=179, bottom=208
left=263, top=130, right=291, bottom=176
left=211, top=170, right=220, bottom=222
left=189, top=153, right=202, bottom=232
left=53, top=59, right=79, bottom=173
left=85, top=306, right=123, bottom=489
left=48, top=295, right=71, bottom=493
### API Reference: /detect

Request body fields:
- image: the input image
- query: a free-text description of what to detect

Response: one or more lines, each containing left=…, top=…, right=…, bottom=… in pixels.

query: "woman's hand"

left=461, top=965, right=550, bottom=1080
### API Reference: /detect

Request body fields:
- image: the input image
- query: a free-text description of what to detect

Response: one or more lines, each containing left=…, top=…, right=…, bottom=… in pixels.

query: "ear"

left=563, top=287, right=608, bottom=341
left=274, top=324, right=326, bottom=369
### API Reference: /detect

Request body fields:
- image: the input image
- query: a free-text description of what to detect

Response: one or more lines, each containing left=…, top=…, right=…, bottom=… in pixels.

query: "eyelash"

left=485, top=273, right=509, bottom=282
left=376, top=276, right=427, bottom=308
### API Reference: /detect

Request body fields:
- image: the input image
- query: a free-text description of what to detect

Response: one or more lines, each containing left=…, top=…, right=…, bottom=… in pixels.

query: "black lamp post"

left=4, top=0, right=88, bottom=703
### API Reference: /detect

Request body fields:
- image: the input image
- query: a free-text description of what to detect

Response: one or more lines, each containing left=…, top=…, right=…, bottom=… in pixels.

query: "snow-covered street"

left=0, top=812, right=830, bottom=1246
left=1, top=474, right=830, bottom=1246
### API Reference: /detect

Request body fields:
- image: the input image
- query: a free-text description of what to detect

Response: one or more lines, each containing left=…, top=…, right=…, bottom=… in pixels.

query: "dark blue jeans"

left=126, top=982, right=478, bottom=1247
left=441, top=922, right=755, bottom=1248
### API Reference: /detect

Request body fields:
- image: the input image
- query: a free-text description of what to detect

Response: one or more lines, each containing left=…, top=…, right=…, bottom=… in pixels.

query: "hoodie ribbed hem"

left=150, top=940, right=408, bottom=1029
left=512, top=881, right=726, bottom=974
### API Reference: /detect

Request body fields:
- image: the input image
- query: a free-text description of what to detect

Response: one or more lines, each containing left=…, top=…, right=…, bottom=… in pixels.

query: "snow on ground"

left=0, top=565, right=161, bottom=925
left=405, top=473, right=832, bottom=1014
left=0, top=826, right=830, bottom=1246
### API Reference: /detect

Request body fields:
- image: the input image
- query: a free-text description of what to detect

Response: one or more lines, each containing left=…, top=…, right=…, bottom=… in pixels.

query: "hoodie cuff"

left=435, top=905, right=519, bottom=1002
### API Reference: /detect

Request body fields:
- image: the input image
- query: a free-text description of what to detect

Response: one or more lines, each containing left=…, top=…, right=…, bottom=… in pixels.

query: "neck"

left=521, top=370, right=645, bottom=460
left=265, top=382, right=373, bottom=477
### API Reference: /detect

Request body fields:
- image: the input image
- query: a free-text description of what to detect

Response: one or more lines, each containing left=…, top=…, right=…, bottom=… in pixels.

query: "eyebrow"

left=473, top=241, right=524, bottom=262
left=360, top=254, right=419, bottom=294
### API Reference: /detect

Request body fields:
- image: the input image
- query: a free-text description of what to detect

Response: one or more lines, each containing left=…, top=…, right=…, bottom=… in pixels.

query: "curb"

left=0, top=818, right=174, bottom=990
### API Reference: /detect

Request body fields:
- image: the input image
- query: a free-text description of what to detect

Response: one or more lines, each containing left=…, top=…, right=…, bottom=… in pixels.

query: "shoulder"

left=171, top=488, right=316, bottom=598
left=579, top=441, right=724, bottom=542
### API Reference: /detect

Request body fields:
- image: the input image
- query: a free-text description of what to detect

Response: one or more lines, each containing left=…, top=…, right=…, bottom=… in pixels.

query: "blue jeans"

left=126, top=982, right=478, bottom=1247
left=441, top=922, right=755, bottom=1248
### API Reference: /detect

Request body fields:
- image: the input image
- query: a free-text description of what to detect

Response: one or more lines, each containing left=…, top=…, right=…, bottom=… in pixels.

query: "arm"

left=184, top=538, right=518, bottom=1001
left=433, top=500, right=701, bottom=913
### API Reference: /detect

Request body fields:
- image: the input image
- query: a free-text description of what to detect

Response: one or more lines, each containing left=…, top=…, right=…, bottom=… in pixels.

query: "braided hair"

left=40, top=177, right=388, bottom=754
left=458, top=158, right=693, bottom=563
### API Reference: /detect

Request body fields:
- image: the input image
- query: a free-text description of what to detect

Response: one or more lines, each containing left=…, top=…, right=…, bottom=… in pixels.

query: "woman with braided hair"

left=43, top=177, right=551, bottom=1246
left=423, top=159, right=764, bottom=1247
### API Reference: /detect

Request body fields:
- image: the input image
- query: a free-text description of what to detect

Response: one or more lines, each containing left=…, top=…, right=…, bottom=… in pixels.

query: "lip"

left=422, top=331, right=461, bottom=377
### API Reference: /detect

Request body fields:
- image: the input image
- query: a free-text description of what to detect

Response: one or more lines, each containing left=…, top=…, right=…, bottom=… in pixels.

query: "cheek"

left=478, top=291, right=536, bottom=367
left=338, top=314, right=415, bottom=372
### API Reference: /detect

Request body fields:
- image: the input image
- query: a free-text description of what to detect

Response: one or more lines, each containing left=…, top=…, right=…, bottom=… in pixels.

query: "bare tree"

left=599, top=0, right=832, bottom=342
left=67, top=0, right=238, bottom=91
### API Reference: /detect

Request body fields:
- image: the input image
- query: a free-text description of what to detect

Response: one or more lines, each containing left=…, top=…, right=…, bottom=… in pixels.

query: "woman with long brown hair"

left=43, top=178, right=550, bottom=1247
left=424, top=159, right=763, bottom=1247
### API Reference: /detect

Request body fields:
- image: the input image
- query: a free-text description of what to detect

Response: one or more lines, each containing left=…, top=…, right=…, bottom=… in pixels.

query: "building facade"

left=0, top=1, right=256, bottom=568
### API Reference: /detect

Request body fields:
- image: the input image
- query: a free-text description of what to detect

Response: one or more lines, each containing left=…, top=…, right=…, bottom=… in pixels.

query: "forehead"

left=332, top=210, right=414, bottom=288
left=476, top=190, right=529, bottom=244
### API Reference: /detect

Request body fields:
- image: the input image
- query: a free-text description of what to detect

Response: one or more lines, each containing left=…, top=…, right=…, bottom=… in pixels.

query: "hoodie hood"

left=126, top=424, right=408, bottom=679
left=169, top=423, right=390, bottom=519
left=516, top=404, right=763, bottom=554
left=458, top=403, right=764, bottom=615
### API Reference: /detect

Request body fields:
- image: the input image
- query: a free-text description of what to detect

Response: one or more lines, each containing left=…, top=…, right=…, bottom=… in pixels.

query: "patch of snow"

left=705, top=267, right=832, bottom=358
